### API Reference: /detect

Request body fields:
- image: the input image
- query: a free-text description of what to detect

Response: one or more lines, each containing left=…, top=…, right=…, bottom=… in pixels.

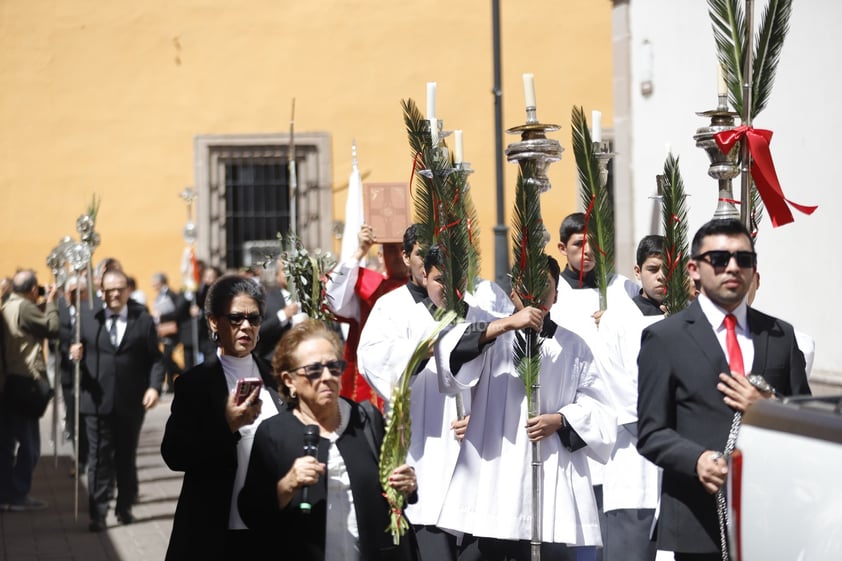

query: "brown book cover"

left=363, top=182, right=411, bottom=243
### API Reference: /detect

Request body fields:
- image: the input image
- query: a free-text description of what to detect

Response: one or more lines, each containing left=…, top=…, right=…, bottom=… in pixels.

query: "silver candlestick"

left=694, top=95, right=741, bottom=220
left=505, top=114, right=563, bottom=193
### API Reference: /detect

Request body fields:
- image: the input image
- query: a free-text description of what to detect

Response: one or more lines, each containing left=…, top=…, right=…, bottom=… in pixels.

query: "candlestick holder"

left=419, top=118, right=455, bottom=176
left=505, top=109, right=563, bottom=193
left=180, top=187, right=198, bottom=244
left=593, top=141, right=616, bottom=192
left=694, top=97, right=741, bottom=220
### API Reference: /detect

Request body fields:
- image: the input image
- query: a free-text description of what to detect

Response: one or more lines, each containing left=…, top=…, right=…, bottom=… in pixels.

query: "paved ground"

left=0, top=394, right=178, bottom=561
left=3, top=382, right=841, bottom=561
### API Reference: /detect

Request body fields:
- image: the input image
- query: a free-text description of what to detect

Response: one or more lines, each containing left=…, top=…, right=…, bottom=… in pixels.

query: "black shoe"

left=89, top=519, right=107, bottom=532
left=116, top=509, right=135, bottom=525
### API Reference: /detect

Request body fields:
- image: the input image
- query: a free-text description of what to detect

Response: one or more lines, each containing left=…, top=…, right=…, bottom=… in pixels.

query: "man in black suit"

left=70, top=269, right=165, bottom=532
left=637, top=219, right=810, bottom=560
left=255, top=259, right=299, bottom=362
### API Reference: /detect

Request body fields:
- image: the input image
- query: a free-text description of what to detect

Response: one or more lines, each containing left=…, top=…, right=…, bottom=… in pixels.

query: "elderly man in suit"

left=636, top=218, right=811, bottom=560
left=70, top=268, right=165, bottom=532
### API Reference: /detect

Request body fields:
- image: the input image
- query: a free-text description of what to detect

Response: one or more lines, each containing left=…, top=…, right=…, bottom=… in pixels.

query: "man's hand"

left=526, top=413, right=564, bottom=442
left=696, top=450, right=728, bottom=494
left=451, top=416, right=470, bottom=442
left=142, top=388, right=160, bottom=410
left=283, top=302, right=300, bottom=318
left=353, top=224, right=375, bottom=261
left=69, top=342, right=84, bottom=362
left=718, top=372, right=767, bottom=413
left=592, top=309, right=604, bottom=327
left=46, top=284, right=60, bottom=304
left=479, top=307, right=544, bottom=344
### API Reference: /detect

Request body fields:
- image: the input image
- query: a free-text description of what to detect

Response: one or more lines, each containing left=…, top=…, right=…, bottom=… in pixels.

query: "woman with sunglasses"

left=161, top=274, right=284, bottom=561
left=238, top=319, right=419, bottom=561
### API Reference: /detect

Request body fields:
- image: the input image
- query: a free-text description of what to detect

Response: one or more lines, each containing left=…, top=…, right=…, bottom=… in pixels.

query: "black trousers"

left=84, top=411, right=144, bottom=520
left=473, top=538, right=577, bottom=561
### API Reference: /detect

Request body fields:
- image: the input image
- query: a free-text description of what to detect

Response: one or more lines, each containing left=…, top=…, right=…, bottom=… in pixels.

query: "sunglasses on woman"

left=224, top=312, right=263, bottom=327
left=291, top=360, right=347, bottom=380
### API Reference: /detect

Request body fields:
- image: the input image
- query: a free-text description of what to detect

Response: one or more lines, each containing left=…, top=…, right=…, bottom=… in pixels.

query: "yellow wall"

left=0, top=0, right=612, bottom=298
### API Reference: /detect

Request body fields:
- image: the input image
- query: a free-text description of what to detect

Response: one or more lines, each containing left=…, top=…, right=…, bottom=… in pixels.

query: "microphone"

left=299, top=424, right=320, bottom=514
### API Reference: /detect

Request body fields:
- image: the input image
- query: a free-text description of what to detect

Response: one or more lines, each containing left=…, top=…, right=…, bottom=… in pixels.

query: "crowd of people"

left=0, top=215, right=814, bottom=561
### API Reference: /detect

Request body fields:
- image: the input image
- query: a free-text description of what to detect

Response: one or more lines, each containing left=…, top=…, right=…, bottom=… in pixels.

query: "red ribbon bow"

left=714, top=125, right=817, bottom=227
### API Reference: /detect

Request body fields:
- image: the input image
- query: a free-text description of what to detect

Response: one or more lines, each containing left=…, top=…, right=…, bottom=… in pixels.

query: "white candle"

left=592, top=110, right=602, bottom=143
left=717, top=64, right=728, bottom=97
left=522, top=73, right=536, bottom=108
left=426, top=82, right=437, bottom=120
left=454, top=130, right=464, bottom=164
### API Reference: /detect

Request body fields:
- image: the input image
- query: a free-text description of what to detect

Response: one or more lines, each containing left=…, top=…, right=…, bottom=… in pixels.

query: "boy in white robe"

left=549, top=212, right=640, bottom=561
left=597, top=235, right=668, bottom=561
left=435, top=256, right=617, bottom=561
left=359, top=241, right=469, bottom=560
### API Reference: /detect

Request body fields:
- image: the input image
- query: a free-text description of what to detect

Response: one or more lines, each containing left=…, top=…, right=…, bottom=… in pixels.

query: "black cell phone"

left=235, top=377, right=263, bottom=405
left=38, top=286, right=46, bottom=297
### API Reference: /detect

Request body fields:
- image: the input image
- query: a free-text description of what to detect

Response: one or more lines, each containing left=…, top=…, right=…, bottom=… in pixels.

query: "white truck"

left=727, top=395, right=842, bottom=561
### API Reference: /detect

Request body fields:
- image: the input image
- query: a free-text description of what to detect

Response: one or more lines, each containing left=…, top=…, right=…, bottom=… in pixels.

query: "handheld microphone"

left=299, top=424, right=320, bottom=514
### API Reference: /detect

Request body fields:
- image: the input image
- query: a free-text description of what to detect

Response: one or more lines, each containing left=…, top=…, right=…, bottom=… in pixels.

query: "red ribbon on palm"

left=714, top=125, right=817, bottom=227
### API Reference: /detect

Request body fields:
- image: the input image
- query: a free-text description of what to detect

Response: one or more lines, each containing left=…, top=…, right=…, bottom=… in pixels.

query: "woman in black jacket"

left=161, top=274, right=283, bottom=561
left=239, top=319, right=418, bottom=561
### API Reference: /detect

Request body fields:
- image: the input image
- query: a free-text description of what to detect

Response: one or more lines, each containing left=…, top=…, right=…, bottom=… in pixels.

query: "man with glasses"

left=70, top=268, right=165, bottom=532
left=636, top=218, right=810, bottom=561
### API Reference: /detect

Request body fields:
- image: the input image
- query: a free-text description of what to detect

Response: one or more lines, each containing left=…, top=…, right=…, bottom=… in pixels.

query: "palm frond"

left=278, top=232, right=336, bottom=321
left=752, top=0, right=792, bottom=116
left=660, top=155, right=691, bottom=315
left=510, top=160, right=548, bottom=413
left=708, top=0, right=746, bottom=111
left=749, top=183, right=764, bottom=236
left=401, top=98, right=474, bottom=315
left=402, top=99, right=435, bottom=248
left=379, top=310, right=457, bottom=544
left=571, top=106, right=615, bottom=310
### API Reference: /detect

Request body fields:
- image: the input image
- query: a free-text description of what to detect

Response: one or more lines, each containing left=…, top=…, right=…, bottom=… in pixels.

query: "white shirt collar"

left=697, top=292, right=748, bottom=333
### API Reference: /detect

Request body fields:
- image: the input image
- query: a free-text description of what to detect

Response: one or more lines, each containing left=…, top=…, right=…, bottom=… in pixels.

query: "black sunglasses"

left=223, top=312, right=263, bottom=327
left=693, top=250, right=757, bottom=269
left=291, top=360, right=347, bottom=380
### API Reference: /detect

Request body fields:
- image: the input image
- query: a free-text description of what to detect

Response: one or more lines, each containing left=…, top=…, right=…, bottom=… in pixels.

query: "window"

left=194, top=133, right=332, bottom=271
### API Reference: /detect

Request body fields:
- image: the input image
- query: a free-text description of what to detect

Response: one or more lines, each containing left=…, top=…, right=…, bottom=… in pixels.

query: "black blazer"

left=161, top=355, right=282, bottom=561
left=77, top=301, right=166, bottom=417
left=256, top=287, right=291, bottom=362
left=637, top=299, right=810, bottom=553
left=239, top=399, right=416, bottom=561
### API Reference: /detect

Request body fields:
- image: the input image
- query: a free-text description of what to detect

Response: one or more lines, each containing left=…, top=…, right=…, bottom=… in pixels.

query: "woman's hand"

left=526, top=412, right=564, bottom=442
left=277, top=456, right=325, bottom=509
left=224, top=386, right=262, bottom=432
left=388, top=464, right=417, bottom=495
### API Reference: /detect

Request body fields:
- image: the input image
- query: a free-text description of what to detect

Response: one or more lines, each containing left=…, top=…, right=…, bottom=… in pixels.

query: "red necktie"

left=724, top=313, right=745, bottom=376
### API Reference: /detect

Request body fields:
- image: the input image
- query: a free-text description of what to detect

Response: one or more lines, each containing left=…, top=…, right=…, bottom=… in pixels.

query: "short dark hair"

left=636, top=235, right=665, bottom=267
left=423, top=244, right=444, bottom=275
left=403, top=224, right=419, bottom=256
left=272, top=319, right=343, bottom=403
left=152, top=272, right=168, bottom=286
left=559, top=213, right=586, bottom=244
left=95, top=258, right=122, bottom=279
left=546, top=255, right=561, bottom=287
left=204, top=274, right=266, bottom=320
left=690, top=219, right=754, bottom=257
